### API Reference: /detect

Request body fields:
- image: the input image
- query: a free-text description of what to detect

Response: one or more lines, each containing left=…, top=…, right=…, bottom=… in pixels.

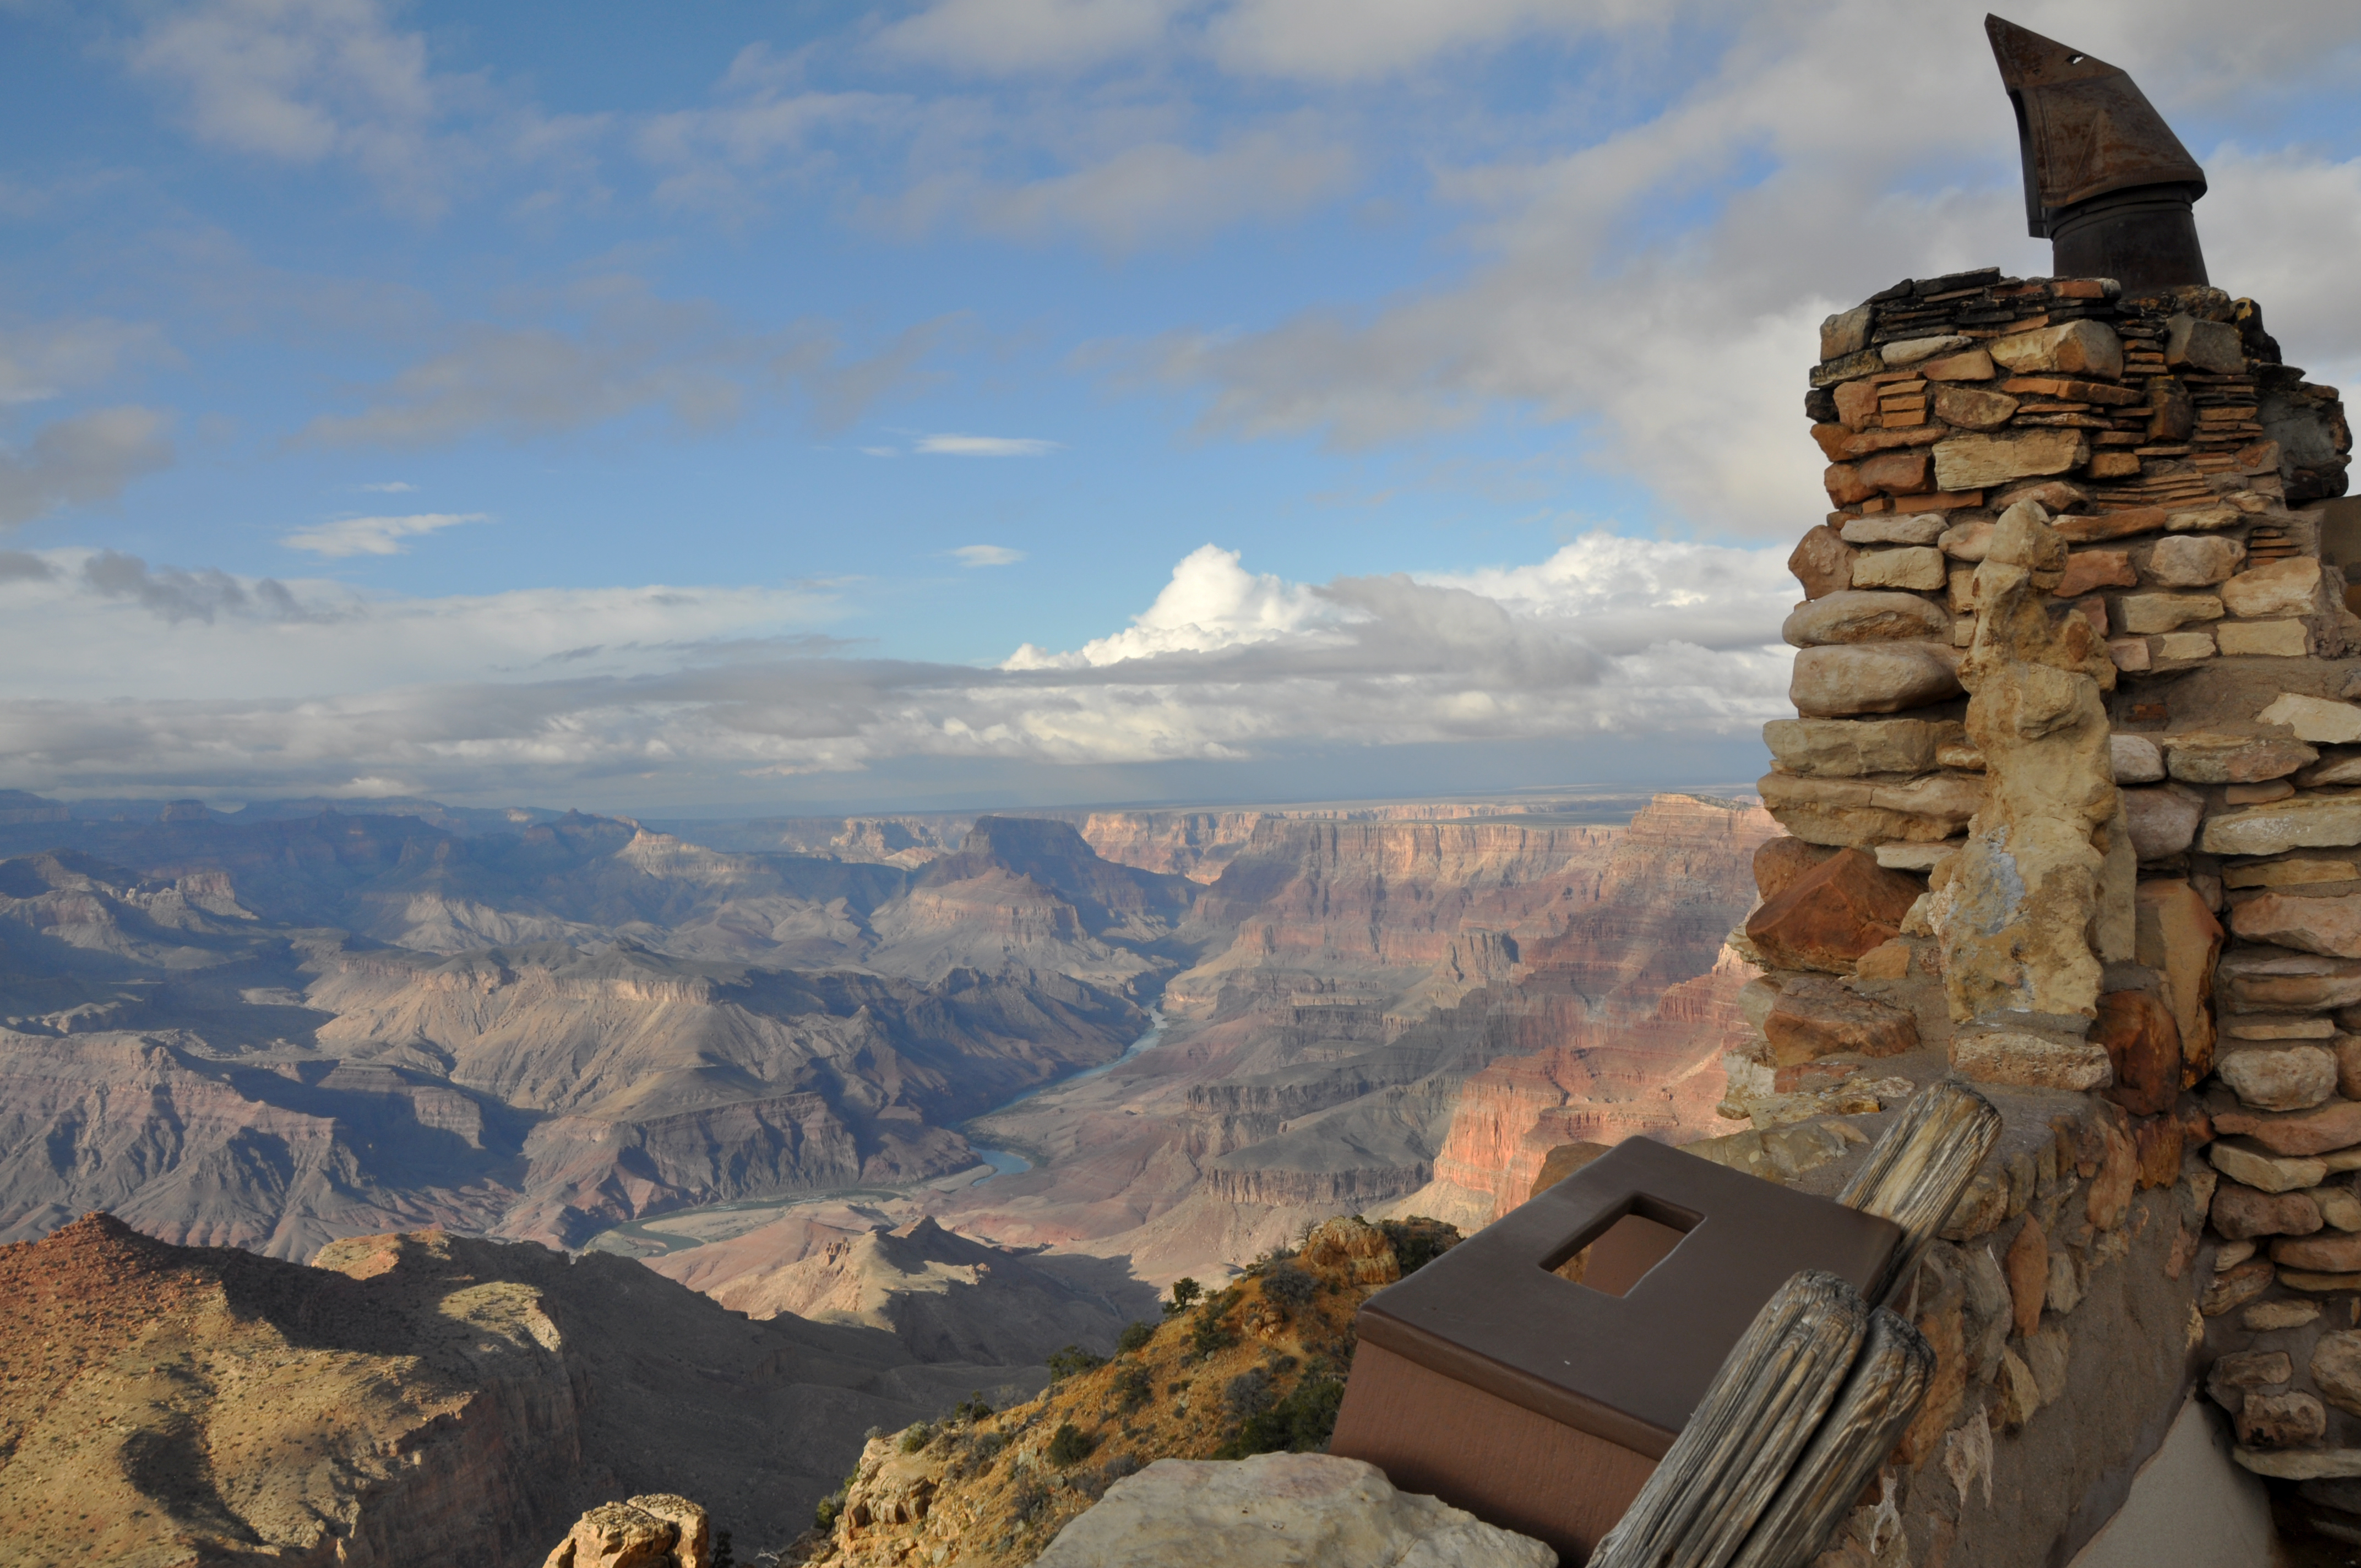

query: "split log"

left=1727, top=1307, right=1934, bottom=1568
left=1587, top=1271, right=1867, bottom=1568
left=1836, top=1078, right=2003, bottom=1304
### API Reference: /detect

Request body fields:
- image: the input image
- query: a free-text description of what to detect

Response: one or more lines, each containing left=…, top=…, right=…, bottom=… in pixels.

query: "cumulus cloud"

left=875, top=0, right=1183, bottom=73
left=0, top=407, right=176, bottom=528
left=280, top=511, right=486, bottom=558
left=0, top=320, right=172, bottom=407
left=916, top=433, right=1060, bottom=456
left=953, top=545, right=1026, bottom=566
left=0, top=538, right=1789, bottom=799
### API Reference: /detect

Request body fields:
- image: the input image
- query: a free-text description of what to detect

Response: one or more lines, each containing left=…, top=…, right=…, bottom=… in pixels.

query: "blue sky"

left=4, top=1, right=2361, bottom=813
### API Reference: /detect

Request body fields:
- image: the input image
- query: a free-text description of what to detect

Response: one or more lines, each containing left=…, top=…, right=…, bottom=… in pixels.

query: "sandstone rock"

left=1997, top=1347, right=2043, bottom=1430
left=2123, top=786, right=2205, bottom=859
left=2210, top=1351, right=2293, bottom=1413
left=1821, top=306, right=1873, bottom=361
left=2053, top=506, right=2167, bottom=543
left=2233, top=892, right=2361, bottom=959
left=2276, top=1229, right=2361, bottom=1273
left=1921, top=347, right=1996, bottom=382
left=2248, top=1300, right=2322, bottom=1331
left=2109, top=638, right=2153, bottom=672
left=2322, top=1187, right=2361, bottom=1232
left=2157, top=631, right=2218, bottom=661
left=2318, top=1332, right=2361, bottom=1418
left=2094, top=990, right=2180, bottom=1115
left=1858, top=449, right=1933, bottom=494
left=1939, top=519, right=1994, bottom=560
left=2166, top=314, right=2246, bottom=374
left=2228, top=780, right=2297, bottom=805
left=1839, top=514, right=1946, bottom=546
left=545, top=1496, right=710, bottom=1568
left=2210, top=1182, right=2323, bottom=1241
left=1761, top=976, right=1918, bottom=1064
left=1032, top=1454, right=1555, bottom=1568
left=2204, top=797, right=2361, bottom=857
left=1951, top=1032, right=2112, bottom=1091
left=2212, top=1099, right=2361, bottom=1158
left=2223, top=558, right=2324, bottom=619
left=2211, top=1138, right=2330, bottom=1193
left=2163, top=505, right=2243, bottom=534
left=2164, top=732, right=2316, bottom=783
left=2134, top=879, right=2221, bottom=1081
left=1780, top=592, right=1950, bottom=649
left=2218, top=1046, right=2340, bottom=1112
left=1755, top=771, right=1982, bottom=847
left=2342, top=1036, right=2361, bottom=1101
left=1761, top=718, right=1949, bottom=779
left=2120, top=595, right=2225, bottom=635
left=2219, top=620, right=2313, bottom=658
left=2229, top=858, right=2361, bottom=888
left=2057, top=549, right=2136, bottom=596
left=2233, top=1019, right=2338, bottom=1039
left=1885, top=334, right=1972, bottom=366
left=2238, top=1391, right=2328, bottom=1450
left=2045, top=1248, right=2083, bottom=1315
left=2110, top=734, right=2164, bottom=783
left=1990, top=320, right=2125, bottom=379
left=2281, top=1268, right=2361, bottom=1292
left=1933, top=385, right=2019, bottom=431
left=2005, top=1214, right=2047, bottom=1338
left=2148, top=535, right=2245, bottom=587
left=2259, top=694, right=2361, bottom=745
left=2205, top=1256, right=2276, bottom=1316
left=1297, top=1217, right=1402, bottom=1287
left=1789, top=524, right=1857, bottom=598
left=1933, top=429, right=2092, bottom=492
left=1790, top=642, right=1961, bottom=717
left=2216, top=1241, right=2259, bottom=1269
left=1752, top=835, right=1840, bottom=903
left=2302, top=758, right=2361, bottom=787
left=1849, top=547, right=1947, bottom=592
left=2233, top=1447, right=2361, bottom=1479
left=2023, top=1322, right=2071, bottom=1406
left=1743, top=848, right=1922, bottom=972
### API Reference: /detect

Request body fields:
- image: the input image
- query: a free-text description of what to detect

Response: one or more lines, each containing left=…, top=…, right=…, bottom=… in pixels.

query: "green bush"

left=950, top=1391, right=994, bottom=1423
left=1117, top=1320, right=1155, bottom=1354
left=1046, top=1422, right=1097, bottom=1467
left=1162, top=1277, right=1203, bottom=1317
left=1114, top=1364, right=1153, bottom=1412
left=1189, top=1288, right=1240, bottom=1359
left=1379, top=1217, right=1459, bottom=1276
left=898, top=1422, right=935, bottom=1454
left=1215, top=1371, right=1348, bottom=1458
left=1047, top=1344, right=1107, bottom=1381
left=1260, top=1260, right=1317, bottom=1309
left=813, top=1490, right=846, bottom=1531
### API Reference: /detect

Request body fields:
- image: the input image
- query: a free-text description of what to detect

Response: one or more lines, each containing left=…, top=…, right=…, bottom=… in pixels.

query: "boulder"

left=1850, top=547, right=1948, bottom=592
left=2275, top=1230, right=2361, bottom=1273
left=543, top=1496, right=709, bottom=1568
left=2210, top=1182, right=2324, bottom=1241
left=1790, top=642, right=1962, bottom=717
left=1989, top=320, right=2125, bottom=379
left=1780, top=591, right=1950, bottom=649
left=1753, top=835, right=1839, bottom=901
left=1032, top=1454, right=1554, bottom=1568
left=2110, top=734, right=2164, bottom=782
left=2316, top=1332, right=2361, bottom=1418
left=2211, top=1137, right=2330, bottom=1194
left=1789, top=525, right=1857, bottom=598
left=2260, top=693, right=2361, bottom=745
left=2164, top=732, right=2316, bottom=784
left=2218, top=1045, right=2340, bottom=1112
left=2213, top=1098, right=2361, bottom=1158
left=1932, top=430, right=2092, bottom=492
left=2119, top=595, right=2225, bottom=635
left=1932, top=384, right=2018, bottom=431
left=1951, top=1032, right=2113, bottom=1091
left=2148, top=535, right=2245, bottom=587
left=2232, top=892, right=2361, bottom=960
left=1762, top=717, right=1946, bottom=776
left=2056, top=549, right=2135, bottom=596
left=1761, top=976, right=1919, bottom=1064
left=2093, top=990, right=2180, bottom=1115
left=2203, top=797, right=2361, bottom=857
left=2223, top=558, right=2324, bottom=619
left=1742, top=847, right=1923, bottom=972
left=2123, top=785, right=2205, bottom=859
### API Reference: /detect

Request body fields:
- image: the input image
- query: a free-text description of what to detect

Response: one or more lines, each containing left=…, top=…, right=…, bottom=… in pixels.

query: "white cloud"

left=0, top=407, right=176, bottom=529
left=0, top=320, right=172, bottom=407
left=916, top=433, right=1060, bottom=456
left=953, top=545, right=1026, bottom=567
left=876, top=0, right=1183, bottom=74
left=355, top=479, right=416, bottom=493
left=281, top=511, right=486, bottom=558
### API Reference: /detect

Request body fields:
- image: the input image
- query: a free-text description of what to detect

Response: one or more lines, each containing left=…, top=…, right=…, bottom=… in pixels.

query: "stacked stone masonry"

left=1733, top=266, right=2361, bottom=1558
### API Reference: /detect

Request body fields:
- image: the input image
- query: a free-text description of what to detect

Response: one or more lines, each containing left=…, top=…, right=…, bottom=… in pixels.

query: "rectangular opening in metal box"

left=1541, top=1194, right=1701, bottom=1298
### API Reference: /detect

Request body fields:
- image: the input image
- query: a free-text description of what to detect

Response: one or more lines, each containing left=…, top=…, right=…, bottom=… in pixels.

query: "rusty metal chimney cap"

left=1987, top=15, right=2206, bottom=235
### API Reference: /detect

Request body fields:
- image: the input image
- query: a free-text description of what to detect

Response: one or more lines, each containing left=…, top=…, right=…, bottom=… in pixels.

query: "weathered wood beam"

left=1836, top=1079, right=2003, bottom=1305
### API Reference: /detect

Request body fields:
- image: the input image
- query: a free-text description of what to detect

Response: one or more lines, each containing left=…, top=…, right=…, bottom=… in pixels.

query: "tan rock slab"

left=1849, top=546, right=1947, bottom=592
left=2055, top=549, right=2135, bottom=597
left=2224, top=558, right=2324, bottom=619
left=1838, top=514, right=1945, bottom=546
left=2211, top=1137, right=2330, bottom=1193
left=2204, top=797, right=2361, bottom=857
left=2340, top=1035, right=2361, bottom=1101
left=1950, top=1032, right=2112, bottom=1091
left=1933, top=384, right=2018, bottom=431
left=2148, top=533, right=2245, bottom=587
left=2120, top=594, right=2226, bottom=635
left=1919, top=347, right=1996, bottom=381
left=2110, top=734, right=2164, bottom=783
left=2227, top=780, right=2296, bottom=805
left=2109, top=638, right=2153, bottom=671
left=1821, top=305, right=1872, bottom=361
left=1989, top=319, right=2125, bottom=379
left=1781, top=591, right=1950, bottom=649
left=2163, top=504, right=2244, bottom=533
left=1761, top=976, right=1919, bottom=1064
left=2234, top=1447, right=2361, bottom=1479
left=2211, top=1182, right=2324, bottom=1240
left=1761, top=717, right=1946, bottom=776
left=2316, top=1333, right=2361, bottom=1418
left=2156, top=630, right=2218, bottom=661
left=2165, top=732, right=2316, bottom=784
left=2226, top=858, right=2361, bottom=889
left=2229, top=1017, right=2338, bottom=1039
left=2166, top=313, right=2246, bottom=374
left=2245, top=1300, right=2322, bottom=1331
left=1933, top=429, right=2092, bottom=491
left=2321, top=1188, right=2361, bottom=1232
left=2212, top=1098, right=2361, bottom=1158
left=2233, top=892, right=2361, bottom=959
left=1875, top=839, right=1961, bottom=872
left=2236, top=1390, right=2326, bottom=1449
left=2054, top=506, right=2167, bottom=543
left=2301, top=756, right=2361, bottom=787
left=1789, top=641, right=1962, bottom=717
left=2206, top=1256, right=2277, bottom=1316
left=2124, top=785, right=2205, bottom=859
left=2281, top=1270, right=2361, bottom=1295
left=2219, top=1044, right=2340, bottom=1112
left=1938, top=519, right=1994, bottom=560
left=1883, top=334, right=1969, bottom=366
left=2259, top=694, right=2361, bottom=745
left=1857, top=449, right=1933, bottom=495
left=2218, top=620, right=2312, bottom=658
left=1788, top=524, right=1855, bottom=598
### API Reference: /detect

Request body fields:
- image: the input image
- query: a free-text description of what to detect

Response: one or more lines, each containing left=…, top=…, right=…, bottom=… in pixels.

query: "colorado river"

left=964, top=1008, right=1166, bottom=1181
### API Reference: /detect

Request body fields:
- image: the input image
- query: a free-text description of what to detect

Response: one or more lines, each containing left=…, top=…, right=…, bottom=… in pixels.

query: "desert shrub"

left=1216, top=1370, right=1348, bottom=1459
left=1190, top=1288, right=1240, bottom=1358
left=1114, top=1364, right=1153, bottom=1412
left=898, top=1423, right=935, bottom=1454
left=1047, top=1344, right=1106, bottom=1382
left=1010, top=1479, right=1052, bottom=1522
left=950, top=1391, right=993, bottom=1423
left=1261, top=1260, right=1317, bottom=1309
left=711, top=1531, right=734, bottom=1568
left=1046, top=1422, right=1097, bottom=1467
left=1117, top=1320, right=1155, bottom=1354
left=1162, top=1277, right=1203, bottom=1317
left=1102, top=1452, right=1143, bottom=1483
left=1379, top=1217, right=1459, bottom=1277
left=813, top=1490, right=846, bottom=1532
left=1223, top=1366, right=1274, bottom=1419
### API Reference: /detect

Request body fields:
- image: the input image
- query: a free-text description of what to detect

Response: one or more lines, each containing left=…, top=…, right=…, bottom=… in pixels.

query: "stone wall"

left=1728, top=264, right=2361, bottom=1559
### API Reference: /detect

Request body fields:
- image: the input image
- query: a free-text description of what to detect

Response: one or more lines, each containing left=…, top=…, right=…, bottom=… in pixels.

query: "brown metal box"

left=1328, top=1137, right=1902, bottom=1562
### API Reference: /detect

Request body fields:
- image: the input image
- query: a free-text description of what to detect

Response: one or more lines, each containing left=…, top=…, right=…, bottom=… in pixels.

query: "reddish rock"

left=1526, top=1142, right=1612, bottom=1201
left=2273, top=1230, right=2361, bottom=1273
left=1753, top=836, right=1840, bottom=902
left=1761, top=977, right=1919, bottom=1064
left=2133, top=1115, right=2184, bottom=1189
left=2202, top=1256, right=2276, bottom=1316
left=2056, top=549, right=2136, bottom=597
left=1859, top=449, right=1933, bottom=495
left=2094, top=991, right=2181, bottom=1116
left=1742, top=848, right=1923, bottom=974
left=2211, top=1098, right=2361, bottom=1158
left=2005, top=1213, right=2047, bottom=1339
left=1825, top=464, right=1875, bottom=505
left=2212, top=1182, right=2324, bottom=1241
left=1788, top=525, right=1857, bottom=598
left=2086, top=1116, right=2139, bottom=1231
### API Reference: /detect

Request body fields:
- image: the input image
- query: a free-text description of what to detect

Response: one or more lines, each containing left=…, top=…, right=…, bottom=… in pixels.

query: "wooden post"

left=1836, top=1079, right=2003, bottom=1305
